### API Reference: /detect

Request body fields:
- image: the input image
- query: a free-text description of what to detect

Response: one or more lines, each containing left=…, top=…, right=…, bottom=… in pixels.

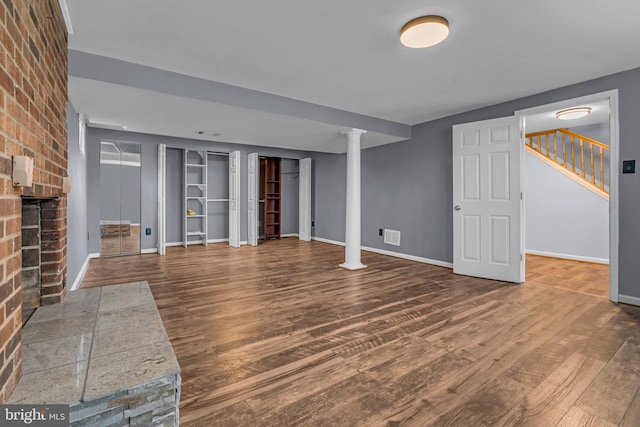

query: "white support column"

left=340, top=128, right=367, bottom=270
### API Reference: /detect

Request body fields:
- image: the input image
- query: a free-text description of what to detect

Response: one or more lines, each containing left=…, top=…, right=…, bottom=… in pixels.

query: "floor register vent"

left=383, top=229, right=401, bottom=246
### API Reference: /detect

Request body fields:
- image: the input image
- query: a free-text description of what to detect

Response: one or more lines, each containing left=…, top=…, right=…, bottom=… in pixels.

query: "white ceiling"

left=66, top=0, right=640, bottom=152
left=524, top=100, right=610, bottom=134
left=69, top=77, right=402, bottom=153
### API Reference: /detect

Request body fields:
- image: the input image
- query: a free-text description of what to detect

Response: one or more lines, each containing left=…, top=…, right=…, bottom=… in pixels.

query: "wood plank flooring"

left=526, top=254, right=609, bottom=298
left=81, top=239, right=640, bottom=426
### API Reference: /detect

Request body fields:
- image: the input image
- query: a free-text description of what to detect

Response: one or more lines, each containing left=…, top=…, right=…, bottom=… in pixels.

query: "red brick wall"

left=0, top=0, right=68, bottom=402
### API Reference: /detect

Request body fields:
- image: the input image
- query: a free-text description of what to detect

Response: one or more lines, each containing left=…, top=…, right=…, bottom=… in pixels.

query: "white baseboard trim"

left=69, top=254, right=92, bottom=291
left=240, top=240, right=248, bottom=246
left=168, top=239, right=240, bottom=246
left=141, top=248, right=158, bottom=254
left=311, top=237, right=453, bottom=269
left=281, top=233, right=300, bottom=238
left=618, top=294, right=640, bottom=307
left=89, top=253, right=100, bottom=259
left=311, top=237, right=345, bottom=246
left=526, top=250, right=609, bottom=265
left=361, top=246, right=454, bottom=269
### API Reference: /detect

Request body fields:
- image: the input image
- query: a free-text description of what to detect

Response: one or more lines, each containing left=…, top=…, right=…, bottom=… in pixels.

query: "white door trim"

left=157, top=144, right=166, bottom=255
left=515, top=89, right=620, bottom=303
left=248, top=152, right=259, bottom=246
left=228, top=151, right=241, bottom=248
left=299, top=158, right=312, bottom=242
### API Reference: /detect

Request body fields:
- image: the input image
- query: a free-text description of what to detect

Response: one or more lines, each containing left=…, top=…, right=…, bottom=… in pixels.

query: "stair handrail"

left=525, top=128, right=609, bottom=195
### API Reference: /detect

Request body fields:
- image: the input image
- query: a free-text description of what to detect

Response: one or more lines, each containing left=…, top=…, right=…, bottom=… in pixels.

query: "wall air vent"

left=383, top=229, right=401, bottom=246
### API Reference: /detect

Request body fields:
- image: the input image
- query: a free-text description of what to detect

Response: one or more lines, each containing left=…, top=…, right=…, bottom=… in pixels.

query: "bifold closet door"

left=158, top=144, right=166, bottom=255
left=99, top=141, right=142, bottom=256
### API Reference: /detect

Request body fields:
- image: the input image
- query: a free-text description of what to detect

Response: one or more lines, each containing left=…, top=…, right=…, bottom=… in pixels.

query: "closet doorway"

left=99, top=141, right=142, bottom=256
left=248, top=155, right=311, bottom=246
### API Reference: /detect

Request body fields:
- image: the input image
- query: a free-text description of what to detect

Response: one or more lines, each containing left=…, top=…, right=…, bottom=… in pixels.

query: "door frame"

left=157, top=144, right=166, bottom=255
left=248, top=152, right=259, bottom=246
left=246, top=155, right=312, bottom=243
left=515, top=89, right=620, bottom=302
left=98, top=139, right=143, bottom=256
left=229, top=150, right=241, bottom=248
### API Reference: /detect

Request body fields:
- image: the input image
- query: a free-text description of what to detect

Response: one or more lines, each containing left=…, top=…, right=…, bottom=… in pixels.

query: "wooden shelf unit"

left=260, top=157, right=281, bottom=240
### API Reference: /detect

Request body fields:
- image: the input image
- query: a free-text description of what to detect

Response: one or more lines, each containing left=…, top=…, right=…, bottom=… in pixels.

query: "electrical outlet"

left=379, top=228, right=383, bottom=236
left=312, top=221, right=315, bottom=227
left=146, top=228, right=152, bottom=235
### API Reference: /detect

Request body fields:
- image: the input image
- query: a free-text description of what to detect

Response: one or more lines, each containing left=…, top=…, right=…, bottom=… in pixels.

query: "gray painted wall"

left=281, top=159, right=299, bottom=235
left=525, top=150, right=608, bottom=261
left=312, top=67, right=640, bottom=298
left=311, top=153, right=346, bottom=243
left=66, top=102, right=88, bottom=287
left=165, top=148, right=183, bottom=243
left=86, top=128, right=310, bottom=252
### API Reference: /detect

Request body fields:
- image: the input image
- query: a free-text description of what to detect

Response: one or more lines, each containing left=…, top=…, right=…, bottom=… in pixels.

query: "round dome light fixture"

left=556, top=107, right=592, bottom=120
left=400, top=15, right=449, bottom=48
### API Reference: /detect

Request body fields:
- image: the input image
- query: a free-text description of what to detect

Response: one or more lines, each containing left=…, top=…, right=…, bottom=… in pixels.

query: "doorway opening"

left=452, top=90, right=619, bottom=302
left=248, top=154, right=312, bottom=246
left=258, top=157, right=299, bottom=242
left=516, top=90, right=619, bottom=302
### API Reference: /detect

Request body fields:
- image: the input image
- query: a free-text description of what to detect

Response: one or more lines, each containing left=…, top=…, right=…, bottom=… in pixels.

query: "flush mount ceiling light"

left=556, top=107, right=592, bottom=120
left=400, top=15, right=449, bottom=48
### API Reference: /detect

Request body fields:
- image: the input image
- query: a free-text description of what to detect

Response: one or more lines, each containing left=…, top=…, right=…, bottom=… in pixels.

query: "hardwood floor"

left=81, top=239, right=640, bottom=426
left=526, top=254, right=609, bottom=298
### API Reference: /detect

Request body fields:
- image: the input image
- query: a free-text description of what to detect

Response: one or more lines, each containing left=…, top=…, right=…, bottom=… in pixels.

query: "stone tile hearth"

left=8, top=281, right=181, bottom=426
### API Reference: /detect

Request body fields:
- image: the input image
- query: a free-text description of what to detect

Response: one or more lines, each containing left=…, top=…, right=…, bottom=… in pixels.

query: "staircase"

left=525, top=128, right=609, bottom=200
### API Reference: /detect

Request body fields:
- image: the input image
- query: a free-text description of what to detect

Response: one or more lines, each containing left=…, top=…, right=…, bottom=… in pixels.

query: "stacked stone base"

left=70, top=375, right=180, bottom=427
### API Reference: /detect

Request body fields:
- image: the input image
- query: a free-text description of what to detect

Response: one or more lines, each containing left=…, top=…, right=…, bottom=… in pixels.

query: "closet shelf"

left=184, top=149, right=208, bottom=247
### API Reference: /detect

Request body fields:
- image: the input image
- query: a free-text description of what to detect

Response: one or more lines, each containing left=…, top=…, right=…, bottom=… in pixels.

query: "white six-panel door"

left=229, top=151, right=241, bottom=248
left=299, top=158, right=312, bottom=241
left=248, top=152, right=259, bottom=246
left=452, top=116, right=523, bottom=283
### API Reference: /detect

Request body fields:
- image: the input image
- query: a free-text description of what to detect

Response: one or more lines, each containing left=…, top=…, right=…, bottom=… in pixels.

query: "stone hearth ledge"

left=8, top=281, right=181, bottom=426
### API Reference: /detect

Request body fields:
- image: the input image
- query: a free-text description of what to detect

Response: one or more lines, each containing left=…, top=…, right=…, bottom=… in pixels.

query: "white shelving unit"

left=183, top=150, right=208, bottom=247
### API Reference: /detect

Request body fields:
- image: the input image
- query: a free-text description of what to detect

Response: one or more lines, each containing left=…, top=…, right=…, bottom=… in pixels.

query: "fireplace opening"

left=21, top=198, right=67, bottom=323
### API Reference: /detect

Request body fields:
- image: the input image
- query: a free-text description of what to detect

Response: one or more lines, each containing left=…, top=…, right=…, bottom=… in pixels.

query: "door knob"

left=454, top=205, right=461, bottom=211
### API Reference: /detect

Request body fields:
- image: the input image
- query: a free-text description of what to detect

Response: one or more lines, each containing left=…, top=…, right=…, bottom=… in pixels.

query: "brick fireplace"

left=21, top=199, right=67, bottom=319
left=0, top=0, right=69, bottom=402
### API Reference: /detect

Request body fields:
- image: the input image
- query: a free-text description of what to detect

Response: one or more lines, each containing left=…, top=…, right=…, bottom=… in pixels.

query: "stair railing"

left=525, top=128, right=609, bottom=194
